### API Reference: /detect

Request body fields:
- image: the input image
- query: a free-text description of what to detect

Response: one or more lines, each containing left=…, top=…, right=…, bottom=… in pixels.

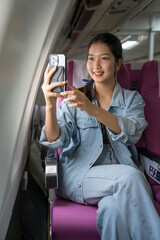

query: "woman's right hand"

left=41, top=64, right=66, bottom=107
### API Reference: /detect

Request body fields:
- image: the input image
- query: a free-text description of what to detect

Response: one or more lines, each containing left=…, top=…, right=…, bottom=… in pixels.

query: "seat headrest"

left=117, top=64, right=131, bottom=90
left=67, top=60, right=91, bottom=89
left=140, top=60, right=159, bottom=96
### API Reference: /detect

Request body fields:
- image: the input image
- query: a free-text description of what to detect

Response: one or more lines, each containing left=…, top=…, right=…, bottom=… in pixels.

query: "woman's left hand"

left=60, top=81, right=96, bottom=116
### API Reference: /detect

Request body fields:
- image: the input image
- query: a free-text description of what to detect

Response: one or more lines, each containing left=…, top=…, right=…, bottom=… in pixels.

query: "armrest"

left=45, top=151, right=58, bottom=189
left=138, top=148, right=160, bottom=184
left=138, top=147, right=160, bottom=163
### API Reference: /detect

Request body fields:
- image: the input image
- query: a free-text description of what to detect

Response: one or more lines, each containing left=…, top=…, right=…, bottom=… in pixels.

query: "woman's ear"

left=116, top=58, right=123, bottom=71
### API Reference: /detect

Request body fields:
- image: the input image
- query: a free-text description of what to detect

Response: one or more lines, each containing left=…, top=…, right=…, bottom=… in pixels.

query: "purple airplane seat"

left=48, top=60, right=160, bottom=240
left=118, top=60, right=160, bottom=216
left=51, top=195, right=100, bottom=240
left=138, top=60, right=160, bottom=216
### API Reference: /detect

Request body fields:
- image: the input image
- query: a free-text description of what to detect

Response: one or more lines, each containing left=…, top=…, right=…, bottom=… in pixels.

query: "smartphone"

left=49, top=54, right=66, bottom=93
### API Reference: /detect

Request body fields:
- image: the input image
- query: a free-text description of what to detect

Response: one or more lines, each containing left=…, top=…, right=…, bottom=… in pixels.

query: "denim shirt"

left=40, top=82, right=148, bottom=204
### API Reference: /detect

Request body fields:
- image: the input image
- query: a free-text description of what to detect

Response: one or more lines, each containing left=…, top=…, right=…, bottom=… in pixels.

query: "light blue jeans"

left=83, top=164, right=160, bottom=240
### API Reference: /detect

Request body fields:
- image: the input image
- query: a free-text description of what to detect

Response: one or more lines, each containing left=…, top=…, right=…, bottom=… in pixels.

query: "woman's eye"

left=101, top=57, right=109, bottom=61
left=88, top=57, right=94, bottom=61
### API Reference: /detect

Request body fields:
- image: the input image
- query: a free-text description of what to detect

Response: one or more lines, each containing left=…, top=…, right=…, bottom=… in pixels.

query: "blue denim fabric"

left=40, top=82, right=148, bottom=203
left=39, top=82, right=160, bottom=239
left=93, top=144, right=119, bottom=166
left=83, top=165, right=160, bottom=240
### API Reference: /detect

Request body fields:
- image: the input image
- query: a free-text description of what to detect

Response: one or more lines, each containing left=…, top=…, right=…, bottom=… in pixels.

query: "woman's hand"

left=61, top=81, right=96, bottom=116
left=62, top=81, right=121, bottom=134
left=41, top=64, right=66, bottom=107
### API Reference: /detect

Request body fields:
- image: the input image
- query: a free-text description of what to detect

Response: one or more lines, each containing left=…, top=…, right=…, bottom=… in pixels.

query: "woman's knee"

left=117, top=165, right=152, bottom=196
left=97, top=195, right=118, bottom=218
left=118, top=165, right=146, bottom=185
left=97, top=195, right=121, bottom=233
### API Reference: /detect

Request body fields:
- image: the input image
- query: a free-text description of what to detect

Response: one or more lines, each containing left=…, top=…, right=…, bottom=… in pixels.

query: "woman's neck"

left=95, top=80, right=116, bottom=101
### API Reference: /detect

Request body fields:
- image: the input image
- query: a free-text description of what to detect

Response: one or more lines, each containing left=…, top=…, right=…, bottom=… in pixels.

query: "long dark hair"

left=79, top=33, right=123, bottom=101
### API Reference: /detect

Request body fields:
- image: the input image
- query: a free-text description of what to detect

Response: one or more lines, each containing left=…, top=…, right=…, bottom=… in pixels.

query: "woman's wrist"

left=90, top=104, right=99, bottom=117
left=46, top=103, right=56, bottom=111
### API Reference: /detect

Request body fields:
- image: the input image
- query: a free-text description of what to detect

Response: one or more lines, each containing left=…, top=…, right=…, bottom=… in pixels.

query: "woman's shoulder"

left=121, top=87, right=144, bottom=107
left=115, top=82, right=143, bottom=104
left=122, top=87, right=142, bottom=99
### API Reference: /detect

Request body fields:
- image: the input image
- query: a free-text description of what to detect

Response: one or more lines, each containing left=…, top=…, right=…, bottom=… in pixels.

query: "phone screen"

left=49, top=54, right=66, bottom=93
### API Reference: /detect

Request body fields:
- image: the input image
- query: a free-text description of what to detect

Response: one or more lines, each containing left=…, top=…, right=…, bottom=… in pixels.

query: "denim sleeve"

left=107, top=91, right=148, bottom=145
left=39, top=100, right=79, bottom=149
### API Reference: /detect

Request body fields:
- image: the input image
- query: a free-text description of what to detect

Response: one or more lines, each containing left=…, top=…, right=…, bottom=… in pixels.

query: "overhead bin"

left=54, top=0, right=154, bottom=59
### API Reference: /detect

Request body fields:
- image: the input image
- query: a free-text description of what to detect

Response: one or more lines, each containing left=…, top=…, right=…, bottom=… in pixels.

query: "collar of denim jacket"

left=109, top=81, right=125, bottom=108
left=92, top=81, right=125, bottom=109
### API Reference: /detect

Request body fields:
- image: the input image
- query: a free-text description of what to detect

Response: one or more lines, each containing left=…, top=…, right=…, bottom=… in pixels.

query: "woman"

left=40, top=33, right=160, bottom=240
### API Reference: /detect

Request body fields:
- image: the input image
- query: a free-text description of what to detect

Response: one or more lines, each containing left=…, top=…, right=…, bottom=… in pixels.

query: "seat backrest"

left=139, top=61, right=160, bottom=214
left=120, top=60, right=160, bottom=154
left=117, top=63, right=131, bottom=90
left=117, top=61, right=160, bottom=152
left=139, top=61, right=160, bottom=155
left=125, top=60, right=160, bottom=215
left=118, top=60, right=160, bottom=216
left=67, top=60, right=91, bottom=88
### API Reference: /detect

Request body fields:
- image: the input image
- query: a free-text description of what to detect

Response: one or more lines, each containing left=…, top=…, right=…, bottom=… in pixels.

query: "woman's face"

left=87, top=42, right=119, bottom=85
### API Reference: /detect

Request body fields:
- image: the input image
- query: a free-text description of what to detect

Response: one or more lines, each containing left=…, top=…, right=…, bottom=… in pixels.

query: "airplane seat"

left=117, top=63, right=131, bottom=90
left=43, top=60, right=160, bottom=239
left=52, top=195, right=100, bottom=240
left=118, top=61, right=160, bottom=215
left=139, top=61, right=160, bottom=154
left=49, top=60, right=137, bottom=239
left=137, top=60, right=160, bottom=215
left=114, top=61, right=160, bottom=216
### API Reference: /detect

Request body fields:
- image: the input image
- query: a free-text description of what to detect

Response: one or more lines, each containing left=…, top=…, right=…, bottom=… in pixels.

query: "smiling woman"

left=40, top=32, right=160, bottom=240
left=87, top=42, right=122, bottom=92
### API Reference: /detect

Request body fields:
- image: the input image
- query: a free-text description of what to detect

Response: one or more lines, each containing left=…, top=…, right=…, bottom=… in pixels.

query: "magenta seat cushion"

left=51, top=195, right=101, bottom=240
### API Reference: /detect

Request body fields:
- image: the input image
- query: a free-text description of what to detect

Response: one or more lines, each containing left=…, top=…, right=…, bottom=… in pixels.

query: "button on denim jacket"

left=40, top=82, right=148, bottom=204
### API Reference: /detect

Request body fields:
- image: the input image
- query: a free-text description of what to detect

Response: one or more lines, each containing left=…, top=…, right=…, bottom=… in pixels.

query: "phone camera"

left=50, top=55, right=59, bottom=66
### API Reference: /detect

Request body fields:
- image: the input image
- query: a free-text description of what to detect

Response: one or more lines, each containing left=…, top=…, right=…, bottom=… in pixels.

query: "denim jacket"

left=40, top=82, right=148, bottom=204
